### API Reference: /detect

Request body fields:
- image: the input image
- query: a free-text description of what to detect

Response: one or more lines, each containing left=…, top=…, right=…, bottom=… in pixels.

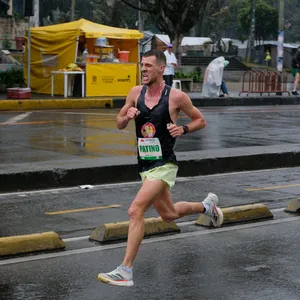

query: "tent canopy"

left=30, top=18, right=144, bottom=40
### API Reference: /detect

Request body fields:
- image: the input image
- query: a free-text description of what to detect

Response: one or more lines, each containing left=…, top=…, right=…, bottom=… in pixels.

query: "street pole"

left=277, top=0, right=284, bottom=72
left=137, top=0, right=142, bottom=84
left=247, top=0, right=256, bottom=63
left=27, top=19, right=31, bottom=88
left=138, top=0, right=143, bottom=32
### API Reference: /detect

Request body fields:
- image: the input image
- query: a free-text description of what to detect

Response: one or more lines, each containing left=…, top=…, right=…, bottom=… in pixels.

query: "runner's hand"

left=167, top=123, right=183, bottom=137
left=127, top=107, right=140, bottom=120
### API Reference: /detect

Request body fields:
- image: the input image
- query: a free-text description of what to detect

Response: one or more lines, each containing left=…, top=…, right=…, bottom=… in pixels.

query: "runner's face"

left=141, top=56, right=165, bottom=86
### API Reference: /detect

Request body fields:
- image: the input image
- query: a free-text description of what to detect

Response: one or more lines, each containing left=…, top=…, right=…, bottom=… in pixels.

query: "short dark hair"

left=142, top=50, right=166, bottom=65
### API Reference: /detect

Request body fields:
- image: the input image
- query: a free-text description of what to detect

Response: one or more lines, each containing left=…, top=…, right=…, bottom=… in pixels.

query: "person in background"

left=219, top=60, right=230, bottom=97
left=163, top=43, right=177, bottom=87
left=291, top=46, right=300, bottom=96
left=264, top=50, right=272, bottom=67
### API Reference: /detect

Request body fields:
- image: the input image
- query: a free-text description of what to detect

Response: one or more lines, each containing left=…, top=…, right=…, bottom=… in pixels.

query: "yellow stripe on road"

left=46, top=204, right=121, bottom=215
left=247, top=183, right=300, bottom=191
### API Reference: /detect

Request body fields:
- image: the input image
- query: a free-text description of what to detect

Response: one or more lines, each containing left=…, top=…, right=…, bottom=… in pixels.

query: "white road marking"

left=1, top=215, right=299, bottom=266
left=1, top=112, right=32, bottom=124
left=0, top=167, right=292, bottom=198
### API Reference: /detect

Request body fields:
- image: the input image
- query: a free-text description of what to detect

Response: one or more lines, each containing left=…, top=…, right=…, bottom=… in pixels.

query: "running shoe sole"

left=97, top=274, right=134, bottom=287
left=210, top=204, right=224, bottom=227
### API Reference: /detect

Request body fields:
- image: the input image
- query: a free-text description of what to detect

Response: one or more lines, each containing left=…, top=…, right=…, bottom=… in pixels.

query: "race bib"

left=138, top=138, right=162, bottom=160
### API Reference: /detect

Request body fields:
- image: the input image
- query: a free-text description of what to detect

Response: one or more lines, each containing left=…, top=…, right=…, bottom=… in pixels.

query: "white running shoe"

left=202, top=193, right=224, bottom=227
left=98, top=265, right=133, bottom=287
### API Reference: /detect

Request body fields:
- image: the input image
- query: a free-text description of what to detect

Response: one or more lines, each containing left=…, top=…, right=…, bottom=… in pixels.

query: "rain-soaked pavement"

left=1, top=105, right=300, bottom=165
left=1, top=105, right=300, bottom=299
left=1, top=167, right=300, bottom=299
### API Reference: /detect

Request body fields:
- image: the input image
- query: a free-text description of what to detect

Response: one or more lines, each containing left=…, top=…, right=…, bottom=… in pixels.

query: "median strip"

left=89, top=217, right=180, bottom=243
left=195, top=203, right=273, bottom=227
left=285, top=198, right=300, bottom=213
left=0, top=231, right=65, bottom=257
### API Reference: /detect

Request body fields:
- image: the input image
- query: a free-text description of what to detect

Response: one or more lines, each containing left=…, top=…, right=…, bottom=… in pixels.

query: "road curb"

left=0, top=98, right=113, bottom=111
left=285, top=199, right=300, bottom=213
left=1, top=147, right=300, bottom=192
left=112, top=96, right=300, bottom=109
left=0, top=231, right=66, bottom=257
left=89, top=217, right=180, bottom=243
left=195, top=204, right=273, bottom=227
left=0, top=95, right=298, bottom=111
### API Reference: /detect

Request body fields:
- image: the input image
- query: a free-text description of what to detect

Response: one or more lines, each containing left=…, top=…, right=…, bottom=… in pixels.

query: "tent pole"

left=75, top=36, right=79, bottom=63
left=138, top=41, right=141, bottom=85
left=27, top=20, right=31, bottom=88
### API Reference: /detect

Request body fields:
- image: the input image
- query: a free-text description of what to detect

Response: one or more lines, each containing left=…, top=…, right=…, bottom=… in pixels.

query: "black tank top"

left=135, top=85, right=177, bottom=172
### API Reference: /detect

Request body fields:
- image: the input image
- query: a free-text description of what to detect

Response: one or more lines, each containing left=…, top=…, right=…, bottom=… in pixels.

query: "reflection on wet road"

left=1, top=106, right=300, bottom=164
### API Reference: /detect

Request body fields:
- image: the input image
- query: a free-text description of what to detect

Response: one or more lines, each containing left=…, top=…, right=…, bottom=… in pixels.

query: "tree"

left=120, top=0, right=210, bottom=63
left=238, top=0, right=278, bottom=42
left=0, top=0, right=9, bottom=16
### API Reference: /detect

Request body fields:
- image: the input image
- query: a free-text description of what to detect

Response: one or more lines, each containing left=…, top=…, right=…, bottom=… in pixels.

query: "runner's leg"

left=122, top=178, right=167, bottom=267
left=153, top=187, right=204, bottom=222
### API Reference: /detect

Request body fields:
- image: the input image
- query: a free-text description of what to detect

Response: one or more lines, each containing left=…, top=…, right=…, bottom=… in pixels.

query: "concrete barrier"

left=195, top=203, right=273, bottom=227
left=90, top=217, right=180, bottom=243
left=285, top=199, right=300, bottom=213
left=0, top=231, right=66, bottom=257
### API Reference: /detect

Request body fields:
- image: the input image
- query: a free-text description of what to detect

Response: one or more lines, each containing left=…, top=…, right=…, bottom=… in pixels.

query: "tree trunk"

left=31, top=0, right=40, bottom=27
left=71, top=0, right=75, bottom=21
left=173, top=33, right=184, bottom=66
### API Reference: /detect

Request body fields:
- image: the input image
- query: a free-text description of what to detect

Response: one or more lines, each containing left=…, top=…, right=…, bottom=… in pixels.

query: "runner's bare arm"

left=116, top=87, right=141, bottom=130
left=168, top=91, right=206, bottom=137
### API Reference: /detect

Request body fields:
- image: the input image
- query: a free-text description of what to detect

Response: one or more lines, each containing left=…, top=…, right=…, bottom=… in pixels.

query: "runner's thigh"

left=152, top=187, right=177, bottom=218
left=131, top=178, right=167, bottom=213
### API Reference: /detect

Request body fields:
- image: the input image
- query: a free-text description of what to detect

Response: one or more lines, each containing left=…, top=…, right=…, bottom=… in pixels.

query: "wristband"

left=183, top=125, right=189, bottom=134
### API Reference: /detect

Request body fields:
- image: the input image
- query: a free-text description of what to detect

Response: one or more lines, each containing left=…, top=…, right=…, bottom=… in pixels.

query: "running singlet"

left=135, top=85, right=177, bottom=172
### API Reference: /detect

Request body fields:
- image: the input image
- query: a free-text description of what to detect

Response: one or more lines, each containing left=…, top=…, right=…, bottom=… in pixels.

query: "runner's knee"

left=128, top=203, right=144, bottom=219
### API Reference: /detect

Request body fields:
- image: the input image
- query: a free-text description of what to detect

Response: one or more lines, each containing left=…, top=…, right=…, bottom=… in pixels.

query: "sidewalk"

left=0, top=87, right=299, bottom=111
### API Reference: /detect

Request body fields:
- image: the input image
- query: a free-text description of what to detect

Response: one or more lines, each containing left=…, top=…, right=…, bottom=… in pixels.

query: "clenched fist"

left=127, top=107, right=141, bottom=120
left=167, top=123, right=183, bottom=137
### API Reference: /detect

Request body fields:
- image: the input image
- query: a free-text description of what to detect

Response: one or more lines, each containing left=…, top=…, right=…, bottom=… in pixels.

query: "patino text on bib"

left=138, top=122, right=162, bottom=160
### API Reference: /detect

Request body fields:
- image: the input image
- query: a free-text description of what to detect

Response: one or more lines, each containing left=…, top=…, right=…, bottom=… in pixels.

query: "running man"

left=98, top=50, right=224, bottom=287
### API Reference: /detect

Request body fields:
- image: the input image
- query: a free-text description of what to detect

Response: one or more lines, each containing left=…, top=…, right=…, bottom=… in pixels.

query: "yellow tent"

left=24, top=19, right=143, bottom=95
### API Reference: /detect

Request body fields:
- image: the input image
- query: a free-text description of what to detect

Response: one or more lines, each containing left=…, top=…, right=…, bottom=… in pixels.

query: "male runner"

left=98, top=50, right=223, bottom=287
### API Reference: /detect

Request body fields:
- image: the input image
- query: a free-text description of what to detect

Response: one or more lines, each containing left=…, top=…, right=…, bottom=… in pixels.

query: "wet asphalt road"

left=1, top=105, right=300, bottom=299
left=1, top=167, right=300, bottom=299
left=1, top=167, right=300, bottom=238
left=1, top=105, right=300, bottom=164
left=0, top=209, right=299, bottom=300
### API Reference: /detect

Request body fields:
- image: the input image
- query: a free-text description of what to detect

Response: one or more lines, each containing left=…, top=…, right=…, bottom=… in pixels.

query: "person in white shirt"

left=163, top=43, right=177, bottom=87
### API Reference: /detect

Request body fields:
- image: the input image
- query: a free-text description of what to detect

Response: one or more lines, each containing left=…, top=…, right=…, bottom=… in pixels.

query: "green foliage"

left=238, top=0, right=278, bottom=41
left=0, top=71, right=6, bottom=84
left=175, top=68, right=203, bottom=83
left=1, top=69, right=24, bottom=87
left=2, top=35, right=12, bottom=49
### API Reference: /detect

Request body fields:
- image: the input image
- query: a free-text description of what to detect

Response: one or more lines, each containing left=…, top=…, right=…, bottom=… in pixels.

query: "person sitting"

left=219, top=80, right=230, bottom=97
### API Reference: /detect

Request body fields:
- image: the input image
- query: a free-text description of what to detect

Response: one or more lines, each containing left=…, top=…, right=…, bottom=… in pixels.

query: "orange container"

left=118, top=51, right=130, bottom=63
left=85, top=55, right=98, bottom=63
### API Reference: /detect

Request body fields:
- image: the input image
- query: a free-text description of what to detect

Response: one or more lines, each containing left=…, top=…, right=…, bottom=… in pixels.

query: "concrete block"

left=285, top=199, right=300, bottom=213
left=0, top=231, right=65, bottom=257
left=90, top=217, right=180, bottom=243
left=195, top=203, right=273, bottom=227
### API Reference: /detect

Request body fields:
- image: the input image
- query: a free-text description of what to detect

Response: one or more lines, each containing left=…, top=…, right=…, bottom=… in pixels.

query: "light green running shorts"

left=140, top=162, right=179, bottom=190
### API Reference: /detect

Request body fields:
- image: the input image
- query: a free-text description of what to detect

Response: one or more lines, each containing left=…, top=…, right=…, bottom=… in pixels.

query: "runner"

left=98, top=50, right=224, bottom=287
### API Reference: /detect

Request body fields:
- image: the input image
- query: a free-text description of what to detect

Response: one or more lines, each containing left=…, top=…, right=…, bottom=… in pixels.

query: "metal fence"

left=239, top=70, right=290, bottom=96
